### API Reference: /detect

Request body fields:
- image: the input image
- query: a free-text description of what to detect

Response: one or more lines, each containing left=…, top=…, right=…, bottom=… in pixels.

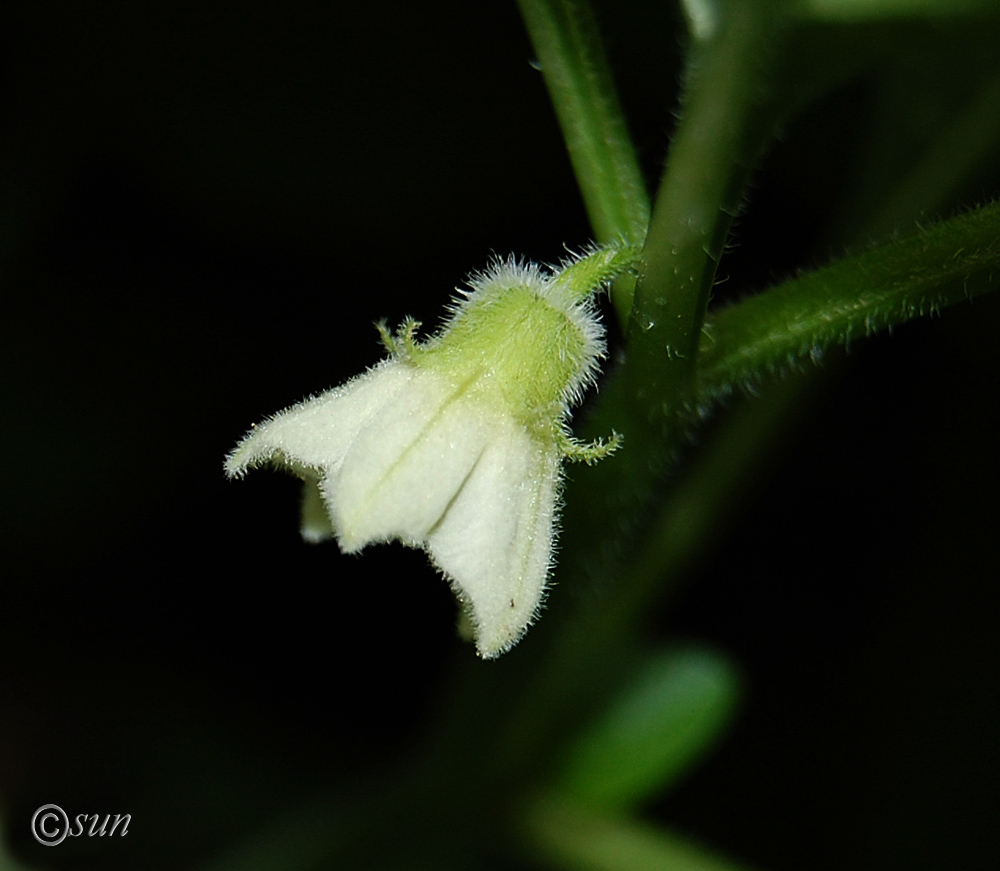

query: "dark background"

left=1, top=2, right=997, bottom=869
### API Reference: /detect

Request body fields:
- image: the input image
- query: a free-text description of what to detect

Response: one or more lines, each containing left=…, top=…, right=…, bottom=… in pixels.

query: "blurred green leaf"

left=552, top=647, right=740, bottom=812
left=525, top=795, right=759, bottom=871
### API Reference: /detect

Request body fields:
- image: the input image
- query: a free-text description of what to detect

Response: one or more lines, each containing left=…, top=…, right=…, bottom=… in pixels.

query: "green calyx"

left=378, top=246, right=641, bottom=442
left=426, top=283, right=592, bottom=428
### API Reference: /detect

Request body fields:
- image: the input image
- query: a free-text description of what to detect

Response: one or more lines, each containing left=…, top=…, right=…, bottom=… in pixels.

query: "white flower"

left=225, top=244, right=639, bottom=658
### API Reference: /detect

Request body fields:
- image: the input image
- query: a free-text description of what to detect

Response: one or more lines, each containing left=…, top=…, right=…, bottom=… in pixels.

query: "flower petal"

left=224, top=359, right=413, bottom=478
left=328, top=369, right=493, bottom=551
left=426, top=421, right=559, bottom=658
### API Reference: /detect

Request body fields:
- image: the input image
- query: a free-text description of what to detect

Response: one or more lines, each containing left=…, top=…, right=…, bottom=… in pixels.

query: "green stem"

left=479, top=5, right=797, bottom=774
left=696, top=200, right=1000, bottom=400
left=629, top=2, right=791, bottom=415
left=548, top=3, right=794, bottom=626
left=516, top=0, right=650, bottom=323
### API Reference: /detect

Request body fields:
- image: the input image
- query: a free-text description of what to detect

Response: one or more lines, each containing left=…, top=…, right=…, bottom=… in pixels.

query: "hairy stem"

left=629, top=2, right=791, bottom=416
left=697, top=200, right=1000, bottom=400
left=516, top=0, right=650, bottom=323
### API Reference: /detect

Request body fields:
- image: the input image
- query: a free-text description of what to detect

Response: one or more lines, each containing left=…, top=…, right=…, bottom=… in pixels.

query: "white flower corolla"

left=225, top=244, right=640, bottom=658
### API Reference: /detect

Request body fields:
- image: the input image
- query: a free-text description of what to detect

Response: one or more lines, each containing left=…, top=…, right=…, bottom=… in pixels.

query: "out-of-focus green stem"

left=516, top=0, right=650, bottom=324
left=799, top=0, right=998, bottom=21
left=859, top=68, right=1000, bottom=241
